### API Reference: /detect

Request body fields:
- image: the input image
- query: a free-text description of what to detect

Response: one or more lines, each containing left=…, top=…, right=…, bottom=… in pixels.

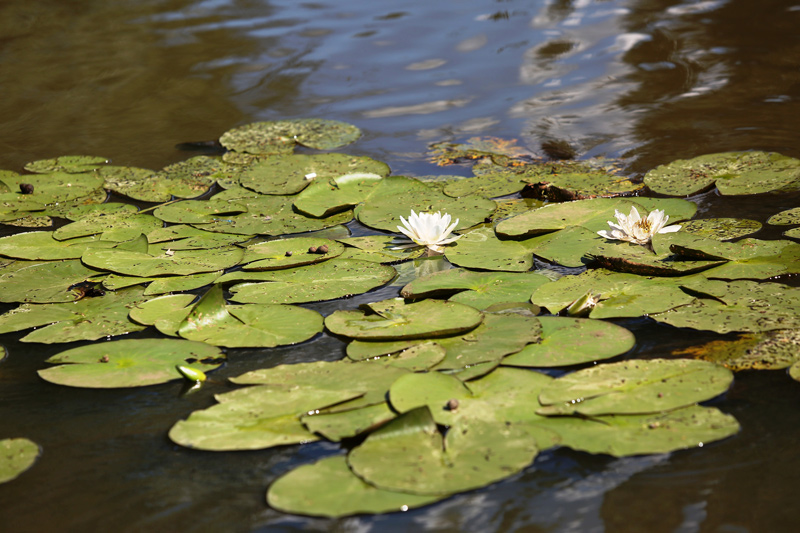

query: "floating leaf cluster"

left=2, top=122, right=797, bottom=515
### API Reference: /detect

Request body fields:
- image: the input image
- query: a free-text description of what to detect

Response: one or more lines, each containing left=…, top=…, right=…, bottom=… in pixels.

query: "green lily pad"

left=301, top=402, right=398, bottom=442
left=357, top=342, right=447, bottom=371
left=652, top=279, right=800, bottom=333
left=192, top=193, right=354, bottom=236
left=128, top=293, right=196, bottom=336
left=169, top=385, right=363, bottom=451
left=401, top=268, right=551, bottom=309
left=240, top=154, right=389, bottom=196
left=679, top=218, right=762, bottom=240
left=81, top=245, right=244, bottom=277
left=97, top=166, right=171, bottom=202
left=54, top=211, right=162, bottom=242
left=588, top=237, right=726, bottom=277
left=347, top=407, right=538, bottom=496
left=355, top=176, right=496, bottom=232
left=294, top=172, right=386, bottom=217
left=0, top=171, right=104, bottom=206
left=231, top=360, right=410, bottom=412
left=151, top=156, right=220, bottom=198
left=144, top=271, right=222, bottom=295
left=673, top=329, right=800, bottom=371
left=325, top=298, right=483, bottom=340
left=495, top=198, right=639, bottom=238
left=524, top=225, right=604, bottom=268
left=241, top=237, right=344, bottom=270
left=0, top=286, right=148, bottom=343
left=389, top=372, right=473, bottom=416
left=503, top=317, right=635, bottom=367
left=152, top=200, right=247, bottom=224
left=220, top=119, right=361, bottom=154
left=267, top=455, right=443, bottom=517
left=24, top=155, right=108, bottom=174
left=537, top=358, right=733, bottom=416
left=671, top=237, right=800, bottom=280
left=767, top=207, right=800, bottom=225
left=442, top=171, right=529, bottom=199
left=530, top=269, right=698, bottom=318
left=58, top=202, right=139, bottom=221
left=337, top=235, right=425, bottom=263
left=0, top=231, right=116, bottom=260
left=177, top=285, right=323, bottom=348
left=0, top=438, right=40, bottom=484
left=444, top=226, right=535, bottom=272
left=644, top=151, right=800, bottom=196
left=0, top=259, right=105, bottom=303
left=537, top=405, right=739, bottom=456
left=38, top=338, right=225, bottom=388
left=146, top=224, right=252, bottom=250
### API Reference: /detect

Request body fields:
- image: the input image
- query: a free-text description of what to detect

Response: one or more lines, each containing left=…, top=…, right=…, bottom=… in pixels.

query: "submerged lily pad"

left=503, top=317, right=635, bottom=367
left=225, top=259, right=395, bottom=304
left=0, top=438, right=40, bottom=484
left=267, top=456, right=443, bottom=517
left=644, top=151, right=800, bottom=196
left=325, top=298, right=483, bottom=340
left=673, top=329, right=800, bottom=371
left=537, top=358, right=733, bottom=416
left=38, top=338, right=225, bottom=388
left=347, top=407, right=538, bottom=496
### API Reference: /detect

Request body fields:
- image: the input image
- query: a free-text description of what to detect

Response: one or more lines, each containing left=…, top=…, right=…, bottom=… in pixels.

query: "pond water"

left=1, top=0, right=800, bottom=531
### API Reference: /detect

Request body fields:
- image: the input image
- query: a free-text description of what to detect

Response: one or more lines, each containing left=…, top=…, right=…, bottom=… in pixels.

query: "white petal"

left=658, top=224, right=681, bottom=234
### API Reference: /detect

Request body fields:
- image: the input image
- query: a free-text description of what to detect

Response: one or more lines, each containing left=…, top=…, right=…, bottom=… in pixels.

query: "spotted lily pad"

left=152, top=200, right=247, bottom=224
left=0, top=171, right=104, bottom=206
left=531, top=269, right=698, bottom=318
left=267, top=456, right=443, bottom=517
left=401, top=268, right=551, bottom=309
left=503, top=317, right=635, bottom=367
left=220, top=119, right=361, bottom=154
left=146, top=225, right=252, bottom=250
left=0, top=260, right=105, bottom=303
left=0, top=286, right=148, bottom=343
left=337, top=234, right=425, bottom=263
left=679, top=218, right=762, bottom=240
left=644, top=151, right=800, bottom=196
left=652, top=278, right=800, bottom=333
left=537, top=358, right=734, bottom=416
left=37, top=338, right=225, bottom=388
left=81, top=245, right=244, bottom=277
left=537, top=405, right=739, bottom=456
left=169, top=385, right=363, bottom=451
left=224, top=258, right=394, bottom=304
left=241, top=237, right=344, bottom=270
left=325, top=298, right=483, bottom=341
left=54, top=211, right=162, bottom=242
left=444, top=226, right=536, bottom=272
left=97, top=166, right=171, bottom=202
left=442, top=171, right=529, bottom=199
left=670, top=236, right=800, bottom=279
left=294, top=172, right=386, bottom=217
left=24, top=155, right=108, bottom=174
left=0, top=438, right=40, bottom=484
left=673, top=329, right=800, bottom=371
left=347, top=407, right=538, bottom=496
left=240, top=154, right=389, bottom=196
left=588, top=237, right=726, bottom=277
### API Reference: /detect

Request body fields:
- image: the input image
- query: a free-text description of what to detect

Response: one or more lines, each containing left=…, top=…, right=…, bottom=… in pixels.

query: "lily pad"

left=169, top=385, right=363, bottom=451
left=671, top=236, right=800, bottom=280
left=146, top=224, right=252, bottom=250
left=0, top=286, right=148, bottom=343
left=267, top=455, right=443, bottom=517
left=588, top=237, right=726, bottom=277
left=355, top=176, right=495, bottom=232
left=240, top=154, right=389, bottom=196
left=537, top=358, right=733, bottom=416
left=444, top=226, right=535, bottom=272
left=347, top=407, right=538, bottom=496
left=81, top=245, right=244, bottom=277
left=38, top=338, right=225, bottom=388
left=54, top=211, right=162, bottom=242
left=443, top=171, right=530, bottom=199
left=767, top=207, right=800, bottom=226
left=530, top=269, right=698, bottom=318
left=325, top=298, right=483, bottom=341
left=0, top=259, right=105, bottom=303
left=644, top=151, right=800, bottom=196
left=0, top=231, right=116, bottom=260
left=537, top=405, right=739, bottom=456
left=673, top=329, right=800, bottom=371
left=337, top=235, right=425, bottom=263
left=0, top=438, right=40, bottom=484
left=177, top=285, right=323, bottom=348
left=225, top=259, right=395, bottom=304
left=220, top=119, right=361, bottom=154
left=503, top=317, right=635, bottom=367
left=97, top=166, right=171, bottom=202
left=241, top=237, right=344, bottom=270
left=401, top=268, right=551, bottom=309
left=388, top=372, right=474, bottom=419
left=301, top=402, right=399, bottom=442
left=128, top=293, right=196, bottom=336
left=294, top=172, right=386, bottom=217
left=0, top=171, right=104, bottom=206
left=24, top=155, right=108, bottom=174
left=152, top=200, right=247, bottom=224
left=679, top=218, right=762, bottom=240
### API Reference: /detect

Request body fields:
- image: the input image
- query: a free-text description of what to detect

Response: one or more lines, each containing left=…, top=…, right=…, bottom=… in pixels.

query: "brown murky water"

left=1, top=0, right=800, bottom=531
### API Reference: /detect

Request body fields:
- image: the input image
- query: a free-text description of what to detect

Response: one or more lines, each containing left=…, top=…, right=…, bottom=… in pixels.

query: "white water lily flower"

left=392, top=210, right=462, bottom=254
left=597, top=207, right=681, bottom=245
